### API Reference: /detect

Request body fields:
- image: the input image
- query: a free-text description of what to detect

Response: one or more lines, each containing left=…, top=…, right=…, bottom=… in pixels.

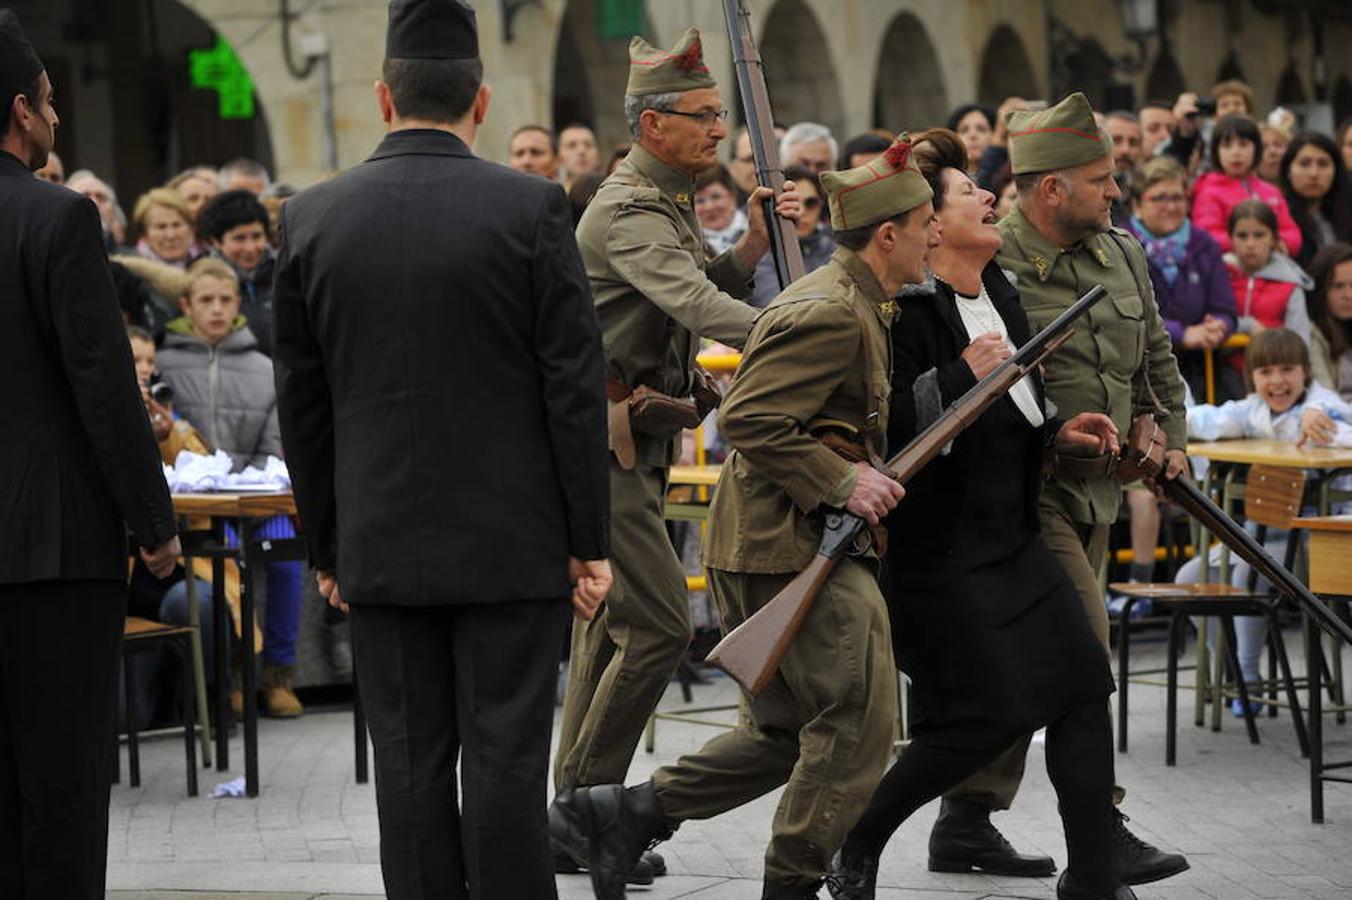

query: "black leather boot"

left=1109, top=809, right=1189, bottom=885
left=1057, top=870, right=1138, bottom=899
left=928, top=797, right=1056, bottom=877
left=549, top=791, right=655, bottom=884
left=825, top=844, right=878, bottom=899
left=576, top=781, right=676, bottom=900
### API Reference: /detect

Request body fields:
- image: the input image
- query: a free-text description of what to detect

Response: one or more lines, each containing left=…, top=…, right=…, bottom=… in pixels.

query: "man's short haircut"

left=132, top=187, right=192, bottom=230
left=1210, top=79, right=1255, bottom=113
left=1209, top=114, right=1262, bottom=172
left=1105, top=110, right=1138, bottom=125
left=1014, top=169, right=1073, bottom=198
left=382, top=56, right=483, bottom=126
left=779, top=121, right=838, bottom=166
left=838, top=133, right=892, bottom=170
left=1139, top=100, right=1173, bottom=113
left=910, top=128, right=969, bottom=212
left=1, top=74, right=39, bottom=140
left=624, top=91, right=682, bottom=140
left=217, top=157, right=271, bottom=191
left=126, top=324, right=153, bottom=344
left=1244, top=327, right=1311, bottom=388
left=510, top=124, right=558, bottom=154
left=834, top=208, right=915, bottom=252
left=197, top=189, right=270, bottom=243
left=559, top=122, right=595, bottom=138
left=182, top=256, right=240, bottom=298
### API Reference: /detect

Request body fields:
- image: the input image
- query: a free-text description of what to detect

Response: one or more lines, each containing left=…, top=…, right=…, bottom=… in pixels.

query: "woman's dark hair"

left=694, top=162, right=735, bottom=194
left=1208, top=114, right=1262, bottom=174
left=1307, top=242, right=1352, bottom=358
left=945, top=103, right=995, bottom=133
left=1227, top=198, right=1278, bottom=237
left=567, top=172, right=606, bottom=226
left=909, top=128, right=969, bottom=211
left=838, top=132, right=892, bottom=170
left=196, top=189, right=269, bottom=243
left=381, top=57, right=483, bottom=124
left=1244, top=327, right=1312, bottom=389
left=781, top=164, right=822, bottom=206
left=1279, top=132, right=1352, bottom=266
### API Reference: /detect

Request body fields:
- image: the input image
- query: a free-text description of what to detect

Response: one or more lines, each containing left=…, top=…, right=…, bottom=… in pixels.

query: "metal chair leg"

left=1166, top=612, right=1185, bottom=766
left=124, top=648, right=140, bottom=788
left=177, top=636, right=199, bottom=797
left=1270, top=610, right=1309, bottom=758
left=1221, top=615, right=1260, bottom=744
left=1308, top=613, right=1325, bottom=824
left=181, top=566, right=213, bottom=768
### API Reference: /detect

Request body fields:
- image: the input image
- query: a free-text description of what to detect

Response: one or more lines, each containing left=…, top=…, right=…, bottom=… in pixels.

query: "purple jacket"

left=1124, top=221, right=1238, bottom=347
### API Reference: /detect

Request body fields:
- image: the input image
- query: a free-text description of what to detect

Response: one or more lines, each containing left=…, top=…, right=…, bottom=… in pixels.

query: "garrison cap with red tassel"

left=626, top=27, right=716, bottom=96
left=821, top=134, right=933, bottom=232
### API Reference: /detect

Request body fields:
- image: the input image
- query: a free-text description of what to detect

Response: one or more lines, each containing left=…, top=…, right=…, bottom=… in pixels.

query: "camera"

left=148, top=374, right=174, bottom=406
left=1191, top=97, right=1217, bottom=118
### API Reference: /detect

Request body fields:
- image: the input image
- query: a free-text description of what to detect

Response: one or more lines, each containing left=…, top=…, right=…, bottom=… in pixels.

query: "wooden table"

left=1290, top=514, right=1352, bottom=822
left=172, top=492, right=313, bottom=798
left=1187, top=439, right=1352, bottom=469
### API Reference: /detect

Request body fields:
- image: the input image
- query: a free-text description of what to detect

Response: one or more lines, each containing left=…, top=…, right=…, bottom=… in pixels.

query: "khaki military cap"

left=1007, top=92, right=1113, bottom=175
left=627, top=27, right=716, bottom=96
left=821, top=135, right=932, bottom=231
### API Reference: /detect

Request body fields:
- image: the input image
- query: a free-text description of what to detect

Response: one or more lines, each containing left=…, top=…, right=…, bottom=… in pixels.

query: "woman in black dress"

left=829, top=130, right=1132, bottom=900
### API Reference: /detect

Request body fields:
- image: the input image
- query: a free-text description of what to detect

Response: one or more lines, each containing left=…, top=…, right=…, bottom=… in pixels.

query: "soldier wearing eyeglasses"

left=550, top=26, right=801, bottom=883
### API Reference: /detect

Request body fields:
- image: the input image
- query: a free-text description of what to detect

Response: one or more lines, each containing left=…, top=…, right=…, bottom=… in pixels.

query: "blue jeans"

left=224, top=516, right=304, bottom=667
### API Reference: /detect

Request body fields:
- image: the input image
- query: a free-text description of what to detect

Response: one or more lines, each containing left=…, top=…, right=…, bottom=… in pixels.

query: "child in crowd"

left=1223, top=199, right=1313, bottom=376
left=197, top=190, right=278, bottom=356
left=1175, top=328, right=1352, bottom=715
left=156, top=258, right=306, bottom=718
left=1192, top=115, right=1302, bottom=257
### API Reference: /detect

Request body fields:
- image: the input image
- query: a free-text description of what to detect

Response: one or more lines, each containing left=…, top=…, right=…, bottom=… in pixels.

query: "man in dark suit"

left=0, top=10, right=180, bottom=898
left=272, top=2, right=613, bottom=897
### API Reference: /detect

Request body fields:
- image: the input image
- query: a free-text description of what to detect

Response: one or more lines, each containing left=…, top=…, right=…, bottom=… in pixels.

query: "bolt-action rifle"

left=706, top=285, right=1112, bottom=695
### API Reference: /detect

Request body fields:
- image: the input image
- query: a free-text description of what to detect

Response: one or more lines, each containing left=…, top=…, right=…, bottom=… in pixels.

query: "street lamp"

left=1119, top=0, right=1160, bottom=44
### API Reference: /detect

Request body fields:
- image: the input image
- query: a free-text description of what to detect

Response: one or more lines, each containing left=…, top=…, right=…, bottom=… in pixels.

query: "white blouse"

left=952, top=284, right=1045, bottom=428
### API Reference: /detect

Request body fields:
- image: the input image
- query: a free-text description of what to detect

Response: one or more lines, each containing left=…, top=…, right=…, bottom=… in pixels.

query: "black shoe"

left=642, top=849, right=667, bottom=876
left=826, top=844, right=878, bottom=899
left=1057, top=870, right=1138, bottom=899
left=764, top=881, right=822, bottom=899
left=927, top=798, right=1056, bottom=877
left=575, top=781, right=676, bottom=900
left=1109, top=809, right=1188, bottom=885
left=550, top=791, right=655, bottom=884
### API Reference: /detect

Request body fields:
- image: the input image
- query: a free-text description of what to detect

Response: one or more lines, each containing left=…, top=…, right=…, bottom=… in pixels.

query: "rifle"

left=722, top=0, right=804, bottom=290
left=1162, top=476, right=1352, bottom=644
left=706, top=284, right=1111, bottom=695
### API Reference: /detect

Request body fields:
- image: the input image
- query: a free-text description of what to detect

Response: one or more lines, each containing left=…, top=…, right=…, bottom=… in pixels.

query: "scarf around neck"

left=1131, top=216, right=1190, bottom=286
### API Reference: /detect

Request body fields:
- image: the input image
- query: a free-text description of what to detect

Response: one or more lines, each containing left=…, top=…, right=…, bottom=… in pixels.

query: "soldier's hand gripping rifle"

left=1161, top=476, right=1352, bottom=644
left=723, top=0, right=804, bottom=290
left=706, top=285, right=1112, bottom=695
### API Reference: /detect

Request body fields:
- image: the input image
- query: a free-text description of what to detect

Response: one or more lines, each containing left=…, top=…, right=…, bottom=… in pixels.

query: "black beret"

left=386, top=0, right=478, bottom=61
left=0, top=9, right=44, bottom=113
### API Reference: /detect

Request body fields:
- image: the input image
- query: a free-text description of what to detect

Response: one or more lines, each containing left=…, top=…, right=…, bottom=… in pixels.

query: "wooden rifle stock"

left=722, top=0, right=804, bottom=290
left=1162, top=476, right=1352, bottom=645
left=707, top=285, right=1112, bottom=694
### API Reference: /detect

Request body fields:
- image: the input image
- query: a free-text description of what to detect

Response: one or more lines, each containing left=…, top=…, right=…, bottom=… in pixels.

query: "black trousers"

left=351, top=597, right=568, bottom=900
left=0, top=579, right=126, bottom=900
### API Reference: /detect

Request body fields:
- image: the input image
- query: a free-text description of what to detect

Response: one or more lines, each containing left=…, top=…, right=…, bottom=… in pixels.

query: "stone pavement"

left=107, top=626, right=1352, bottom=899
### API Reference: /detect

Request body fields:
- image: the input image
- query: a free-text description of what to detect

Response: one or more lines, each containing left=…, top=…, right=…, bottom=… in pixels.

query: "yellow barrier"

left=1202, top=333, right=1251, bottom=404
left=686, top=575, right=706, bottom=592
left=697, top=352, right=742, bottom=374
left=1113, top=545, right=1195, bottom=565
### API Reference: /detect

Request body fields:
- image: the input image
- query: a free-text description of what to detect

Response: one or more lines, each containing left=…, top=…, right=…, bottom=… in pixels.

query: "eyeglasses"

left=659, top=108, right=730, bottom=127
left=1143, top=193, right=1187, bottom=206
left=802, top=197, right=822, bottom=210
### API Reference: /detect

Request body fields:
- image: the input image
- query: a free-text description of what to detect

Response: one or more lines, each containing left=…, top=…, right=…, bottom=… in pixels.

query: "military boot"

left=1109, top=809, right=1188, bottom=885
left=261, top=663, right=304, bottom=718
left=826, top=844, right=879, bottom=899
left=1057, top=870, right=1138, bottom=899
left=575, top=781, right=676, bottom=900
left=550, top=790, right=656, bottom=885
left=928, top=797, right=1055, bottom=877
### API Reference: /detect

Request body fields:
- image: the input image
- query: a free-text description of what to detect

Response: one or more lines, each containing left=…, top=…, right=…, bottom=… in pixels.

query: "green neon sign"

left=189, top=36, right=256, bottom=120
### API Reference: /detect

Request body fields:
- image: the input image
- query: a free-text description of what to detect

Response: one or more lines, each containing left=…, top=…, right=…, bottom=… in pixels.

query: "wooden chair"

left=116, top=617, right=200, bottom=796
left=1112, top=465, right=1310, bottom=765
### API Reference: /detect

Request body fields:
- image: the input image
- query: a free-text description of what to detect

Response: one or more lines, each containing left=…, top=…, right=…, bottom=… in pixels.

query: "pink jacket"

left=1190, top=171, right=1303, bottom=258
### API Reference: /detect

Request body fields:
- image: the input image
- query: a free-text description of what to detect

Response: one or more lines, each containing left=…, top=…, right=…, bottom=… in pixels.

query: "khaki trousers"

left=651, top=560, right=898, bottom=888
left=945, top=497, right=1116, bottom=810
left=553, top=459, right=691, bottom=791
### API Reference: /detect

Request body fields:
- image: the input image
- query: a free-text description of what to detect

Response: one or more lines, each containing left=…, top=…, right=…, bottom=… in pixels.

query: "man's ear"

left=472, top=83, right=491, bottom=126
left=375, top=80, right=394, bottom=125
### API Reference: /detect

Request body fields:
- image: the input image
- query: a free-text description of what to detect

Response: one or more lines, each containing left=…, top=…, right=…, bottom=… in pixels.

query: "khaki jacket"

left=578, top=144, right=757, bottom=467
left=997, top=206, right=1186, bottom=525
left=704, top=249, right=893, bottom=573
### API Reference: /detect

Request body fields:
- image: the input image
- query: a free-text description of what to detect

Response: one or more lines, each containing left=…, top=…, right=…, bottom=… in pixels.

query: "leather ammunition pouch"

left=606, top=369, right=724, bottom=470
left=1050, top=414, right=1166, bottom=483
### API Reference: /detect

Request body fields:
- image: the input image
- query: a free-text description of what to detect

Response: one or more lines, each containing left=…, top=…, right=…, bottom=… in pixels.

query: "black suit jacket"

left=0, top=151, right=175, bottom=583
left=273, top=129, right=610, bottom=606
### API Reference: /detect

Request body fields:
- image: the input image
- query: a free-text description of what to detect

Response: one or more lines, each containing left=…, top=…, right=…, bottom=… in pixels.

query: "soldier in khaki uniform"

left=569, top=138, right=940, bottom=900
left=929, top=93, right=1190, bottom=887
left=550, top=27, right=801, bottom=880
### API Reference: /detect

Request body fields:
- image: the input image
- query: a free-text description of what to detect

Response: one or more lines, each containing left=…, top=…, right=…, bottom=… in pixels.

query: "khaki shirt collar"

left=1006, top=205, right=1115, bottom=283
left=627, top=143, right=697, bottom=210
left=834, top=247, right=894, bottom=323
